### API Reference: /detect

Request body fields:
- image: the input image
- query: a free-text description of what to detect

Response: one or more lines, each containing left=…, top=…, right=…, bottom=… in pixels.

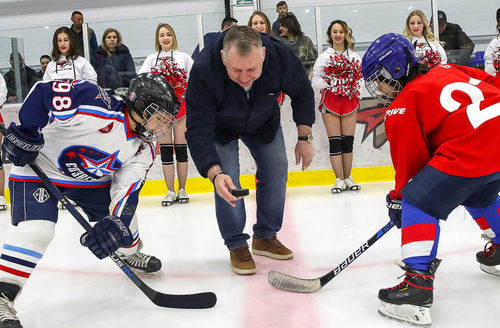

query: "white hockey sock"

left=0, top=220, right=55, bottom=286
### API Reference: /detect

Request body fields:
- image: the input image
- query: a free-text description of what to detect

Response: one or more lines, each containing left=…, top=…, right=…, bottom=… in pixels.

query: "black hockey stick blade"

left=268, top=221, right=395, bottom=293
left=0, top=123, right=217, bottom=309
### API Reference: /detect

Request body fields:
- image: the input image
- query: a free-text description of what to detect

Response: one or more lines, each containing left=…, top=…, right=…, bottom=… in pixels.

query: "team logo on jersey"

left=99, top=122, right=114, bottom=133
left=57, top=60, right=72, bottom=69
left=95, top=86, right=112, bottom=109
left=59, top=146, right=122, bottom=181
left=33, top=188, right=50, bottom=203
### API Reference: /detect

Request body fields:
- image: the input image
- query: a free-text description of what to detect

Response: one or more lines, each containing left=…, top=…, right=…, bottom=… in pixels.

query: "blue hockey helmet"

left=361, top=33, right=419, bottom=105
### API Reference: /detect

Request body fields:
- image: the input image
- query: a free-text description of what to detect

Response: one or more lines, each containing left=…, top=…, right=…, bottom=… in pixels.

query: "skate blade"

left=162, top=201, right=174, bottom=207
left=378, top=301, right=432, bottom=327
left=177, top=198, right=190, bottom=204
left=135, top=269, right=164, bottom=277
left=480, top=264, right=500, bottom=277
left=0, top=205, right=7, bottom=211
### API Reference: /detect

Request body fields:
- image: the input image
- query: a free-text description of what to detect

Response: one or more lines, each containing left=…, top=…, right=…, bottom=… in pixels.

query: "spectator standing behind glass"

left=248, top=11, right=275, bottom=36
left=185, top=26, right=315, bottom=275
left=138, top=23, right=194, bottom=207
left=44, top=26, right=97, bottom=83
left=3, top=52, right=38, bottom=103
left=434, top=10, right=474, bottom=66
left=272, top=1, right=293, bottom=37
left=312, top=20, right=363, bottom=193
left=93, top=28, right=136, bottom=89
left=279, top=15, right=318, bottom=78
left=69, top=11, right=98, bottom=66
left=403, top=10, right=447, bottom=68
left=192, top=17, right=238, bottom=61
left=35, top=55, right=51, bottom=79
left=0, top=74, right=6, bottom=210
left=484, top=9, right=500, bottom=76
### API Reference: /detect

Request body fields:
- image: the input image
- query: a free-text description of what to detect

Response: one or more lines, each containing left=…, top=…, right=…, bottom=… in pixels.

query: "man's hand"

left=208, top=166, right=244, bottom=207
left=295, top=141, right=314, bottom=171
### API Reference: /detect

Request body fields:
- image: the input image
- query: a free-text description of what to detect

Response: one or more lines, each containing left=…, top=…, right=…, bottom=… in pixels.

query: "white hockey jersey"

left=9, top=79, right=155, bottom=220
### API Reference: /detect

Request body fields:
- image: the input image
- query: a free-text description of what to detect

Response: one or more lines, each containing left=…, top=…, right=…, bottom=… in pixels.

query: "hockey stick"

left=268, top=220, right=395, bottom=293
left=0, top=123, right=216, bottom=309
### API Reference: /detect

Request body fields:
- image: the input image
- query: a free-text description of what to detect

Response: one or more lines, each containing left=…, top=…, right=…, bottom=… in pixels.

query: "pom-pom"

left=322, top=53, right=362, bottom=99
left=493, top=48, right=500, bottom=77
left=418, top=49, right=442, bottom=69
left=150, top=59, right=188, bottom=103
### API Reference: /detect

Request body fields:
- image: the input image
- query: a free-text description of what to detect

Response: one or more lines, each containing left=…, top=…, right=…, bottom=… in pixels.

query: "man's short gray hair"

left=222, top=26, right=263, bottom=56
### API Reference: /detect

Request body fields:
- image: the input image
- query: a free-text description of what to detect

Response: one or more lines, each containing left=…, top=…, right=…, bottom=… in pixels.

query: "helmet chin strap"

left=127, top=106, right=145, bottom=136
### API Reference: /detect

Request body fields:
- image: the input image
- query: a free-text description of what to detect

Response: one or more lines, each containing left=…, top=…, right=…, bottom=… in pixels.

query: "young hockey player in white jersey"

left=0, top=72, right=179, bottom=328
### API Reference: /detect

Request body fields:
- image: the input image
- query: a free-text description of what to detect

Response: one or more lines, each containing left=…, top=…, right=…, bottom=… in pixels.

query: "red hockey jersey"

left=385, top=64, right=500, bottom=196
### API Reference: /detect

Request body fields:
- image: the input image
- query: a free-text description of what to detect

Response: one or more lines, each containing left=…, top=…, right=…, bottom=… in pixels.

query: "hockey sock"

left=401, top=199, right=440, bottom=271
left=466, top=196, right=500, bottom=243
left=117, top=214, right=140, bottom=255
left=0, top=220, right=55, bottom=286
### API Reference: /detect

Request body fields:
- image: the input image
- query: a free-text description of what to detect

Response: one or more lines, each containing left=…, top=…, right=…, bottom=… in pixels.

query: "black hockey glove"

left=2, top=122, right=44, bottom=167
left=80, top=215, right=134, bottom=259
left=386, top=193, right=402, bottom=229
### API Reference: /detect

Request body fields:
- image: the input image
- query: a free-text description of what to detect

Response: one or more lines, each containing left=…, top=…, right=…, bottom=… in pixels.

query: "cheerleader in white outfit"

left=139, top=23, right=194, bottom=206
left=403, top=10, right=447, bottom=68
left=43, top=26, right=97, bottom=83
left=312, top=20, right=363, bottom=194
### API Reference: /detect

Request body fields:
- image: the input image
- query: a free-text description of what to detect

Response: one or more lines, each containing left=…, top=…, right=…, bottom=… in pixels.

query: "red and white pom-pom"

left=323, top=53, right=362, bottom=99
left=493, top=48, right=500, bottom=77
left=419, top=49, right=442, bottom=69
left=150, top=59, right=188, bottom=103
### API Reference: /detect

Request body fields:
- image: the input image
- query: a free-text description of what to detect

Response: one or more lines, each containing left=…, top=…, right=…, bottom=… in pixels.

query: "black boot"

left=377, top=259, right=441, bottom=327
left=0, top=281, right=23, bottom=328
left=477, top=241, right=500, bottom=277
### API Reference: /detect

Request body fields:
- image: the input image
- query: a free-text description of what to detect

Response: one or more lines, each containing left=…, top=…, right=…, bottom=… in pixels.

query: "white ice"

left=0, top=181, right=498, bottom=328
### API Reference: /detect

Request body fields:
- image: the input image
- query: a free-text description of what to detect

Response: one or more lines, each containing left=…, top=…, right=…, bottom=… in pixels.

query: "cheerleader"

left=403, top=10, right=447, bottom=68
left=139, top=23, right=193, bottom=206
left=312, top=20, right=362, bottom=193
left=44, top=26, right=97, bottom=83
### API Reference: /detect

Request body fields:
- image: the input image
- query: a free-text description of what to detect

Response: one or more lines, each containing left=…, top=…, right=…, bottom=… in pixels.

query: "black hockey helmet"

left=125, top=72, right=180, bottom=142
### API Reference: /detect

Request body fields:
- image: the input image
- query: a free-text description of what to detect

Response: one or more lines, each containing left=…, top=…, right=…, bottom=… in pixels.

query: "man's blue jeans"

left=214, top=127, right=288, bottom=250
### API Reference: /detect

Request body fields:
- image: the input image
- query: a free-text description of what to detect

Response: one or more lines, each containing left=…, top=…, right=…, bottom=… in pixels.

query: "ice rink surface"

left=0, top=181, right=498, bottom=328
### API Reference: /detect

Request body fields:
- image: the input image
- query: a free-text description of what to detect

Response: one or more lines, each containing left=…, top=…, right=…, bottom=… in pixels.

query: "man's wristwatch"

left=298, top=134, right=313, bottom=143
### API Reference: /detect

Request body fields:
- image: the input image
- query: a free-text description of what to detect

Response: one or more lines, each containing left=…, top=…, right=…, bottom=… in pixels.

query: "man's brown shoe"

left=252, top=236, right=294, bottom=260
left=230, top=245, right=256, bottom=275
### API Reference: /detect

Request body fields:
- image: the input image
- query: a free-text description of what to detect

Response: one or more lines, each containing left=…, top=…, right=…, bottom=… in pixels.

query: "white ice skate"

left=344, top=176, right=361, bottom=191
left=162, top=190, right=176, bottom=206
left=177, top=188, right=190, bottom=204
left=0, top=196, right=7, bottom=211
left=331, top=178, right=347, bottom=194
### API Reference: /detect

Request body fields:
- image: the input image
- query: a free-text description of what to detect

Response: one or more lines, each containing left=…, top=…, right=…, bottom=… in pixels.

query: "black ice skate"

left=377, top=258, right=441, bottom=327
left=0, top=281, right=23, bottom=328
left=476, top=241, right=500, bottom=277
left=117, top=240, right=163, bottom=277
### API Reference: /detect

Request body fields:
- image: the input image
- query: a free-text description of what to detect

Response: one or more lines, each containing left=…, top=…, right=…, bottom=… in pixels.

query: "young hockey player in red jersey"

left=0, top=72, right=179, bottom=327
left=362, top=33, right=500, bottom=326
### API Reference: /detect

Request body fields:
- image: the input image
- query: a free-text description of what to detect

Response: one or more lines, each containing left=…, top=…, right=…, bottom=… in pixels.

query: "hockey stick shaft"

left=0, top=123, right=216, bottom=309
left=268, top=220, right=395, bottom=293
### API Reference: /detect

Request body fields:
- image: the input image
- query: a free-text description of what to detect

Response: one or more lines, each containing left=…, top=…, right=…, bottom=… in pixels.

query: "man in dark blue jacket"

left=186, top=26, right=315, bottom=275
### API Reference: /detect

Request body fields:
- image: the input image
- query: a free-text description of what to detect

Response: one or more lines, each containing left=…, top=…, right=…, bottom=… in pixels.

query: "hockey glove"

left=2, top=122, right=44, bottom=167
left=80, top=215, right=134, bottom=259
left=386, top=193, right=402, bottom=229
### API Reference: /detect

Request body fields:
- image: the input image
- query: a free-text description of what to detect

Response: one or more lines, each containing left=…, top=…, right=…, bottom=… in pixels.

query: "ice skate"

left=117, top=240, right=163, bottom=277
left=161, top=190, right=176, bottom=207
left=344, top=176, right=361, bottom=191
left=377, top=258, right=441, bottom=327
left=177, top=188, right=190, bottom=204
left=58, top=197, right=78, bottom=210
left=331, top=178, right=347, bottom=194
left=476, top=241, right=500, bottom=277
left=0, top=196, right=7, bottom=211
left=0, top=280, right=23, bottom=328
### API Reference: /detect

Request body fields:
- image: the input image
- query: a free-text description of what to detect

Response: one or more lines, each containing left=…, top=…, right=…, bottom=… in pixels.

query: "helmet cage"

left=364, top=67, right=403, bottom=106
left=139, top=102, right=177, bottom=142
